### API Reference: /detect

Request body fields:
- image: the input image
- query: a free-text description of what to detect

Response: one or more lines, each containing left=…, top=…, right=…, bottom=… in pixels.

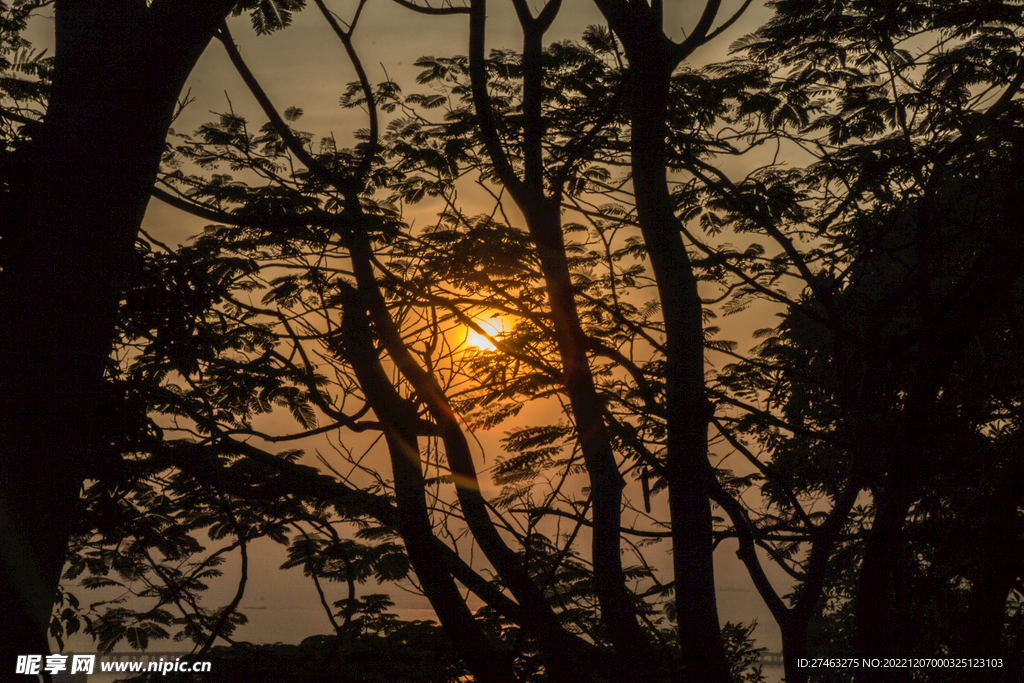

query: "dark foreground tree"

left=696, top=1, right=1024, bottom=680
left=0, top=1, right=303, bottom=674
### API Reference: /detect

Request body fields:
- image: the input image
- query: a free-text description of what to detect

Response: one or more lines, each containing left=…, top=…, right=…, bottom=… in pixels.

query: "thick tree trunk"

left=534, top=204, right=667, bottom=679
left=853, top=486, right=913, bottom=683
left=962, top=516, right=1018, bottom=683
left=0, top=2, right=234, bottom=675
left=779, top=622, right=811, bottom=683
left=960, top=442, right=1024, bottom=683
left=626, top=52, right=731, bottom=683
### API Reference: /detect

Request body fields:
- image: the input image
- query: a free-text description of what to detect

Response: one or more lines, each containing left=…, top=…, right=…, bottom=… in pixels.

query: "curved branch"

left=684, top=157, right=840, bottom=325
left=216, top=21, right=356, bottom=193
left=674, top=0, right=721, bottom=63
left=707, top=481, right=790, bottom=626
left=199, top=499, right=248, bottom=653
left=387, top=0, right=469, bottom=15
left=467, top=0, right=528, bottom=205
left=151, top=183, right=334, bottom=229
left=704, top=0, right=755, bottom=44
left=311, top=0, right=378, bottom=181
left=710, top=416, right=815, bottom=531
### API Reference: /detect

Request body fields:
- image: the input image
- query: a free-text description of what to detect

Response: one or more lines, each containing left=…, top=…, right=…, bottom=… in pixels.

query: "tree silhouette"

left=0, top=0, right=302, bottom=674
left=701, top=2, right=1024, bottom=680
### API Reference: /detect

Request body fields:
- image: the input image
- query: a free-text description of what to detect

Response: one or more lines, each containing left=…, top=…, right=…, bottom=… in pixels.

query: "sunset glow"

left=463, top=317, right=503, bottom=351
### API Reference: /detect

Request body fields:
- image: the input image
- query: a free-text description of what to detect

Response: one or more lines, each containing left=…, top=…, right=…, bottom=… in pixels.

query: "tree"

left=579, top=2, right=758, bottom=679
left=689, top=1, right=1024, bottom=680
left=0, top=0, right=304, bottom=674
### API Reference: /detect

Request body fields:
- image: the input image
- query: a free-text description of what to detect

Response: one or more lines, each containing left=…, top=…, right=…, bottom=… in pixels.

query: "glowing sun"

left=464, top=317, right=503, bottom=351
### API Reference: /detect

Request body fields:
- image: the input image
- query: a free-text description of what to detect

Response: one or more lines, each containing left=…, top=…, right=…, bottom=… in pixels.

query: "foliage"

left=0, top=1, right=49, bottom=160
left=699, top=0, right=1024, bottom=673
left=54, top=21, right=766, bottom=680
left=721, top=622, right=767, bottom=683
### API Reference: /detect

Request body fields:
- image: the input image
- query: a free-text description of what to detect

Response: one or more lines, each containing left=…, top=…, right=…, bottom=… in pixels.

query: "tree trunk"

left=527, top=201, right=661, bottom=679
left=853, top=485, right=913, bottom=683
left=962, top=516, right=1018, bottom=683
left=780, top=621, right=811, bottom=683
left=626, top=50, right=731, bottom=683
left=466, top=3, right=662, bottom=675
left=960, top=442, right=1024, bottom=683
left=0, top=2, right=235, bottom=674
left=347, top=234, right=607, bottom=681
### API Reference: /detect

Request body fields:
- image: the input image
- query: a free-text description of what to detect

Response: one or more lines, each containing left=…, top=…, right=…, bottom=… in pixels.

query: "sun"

left=465, top=328, right=496, bottom=351
left=463, top=317, right=503, bottom=351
